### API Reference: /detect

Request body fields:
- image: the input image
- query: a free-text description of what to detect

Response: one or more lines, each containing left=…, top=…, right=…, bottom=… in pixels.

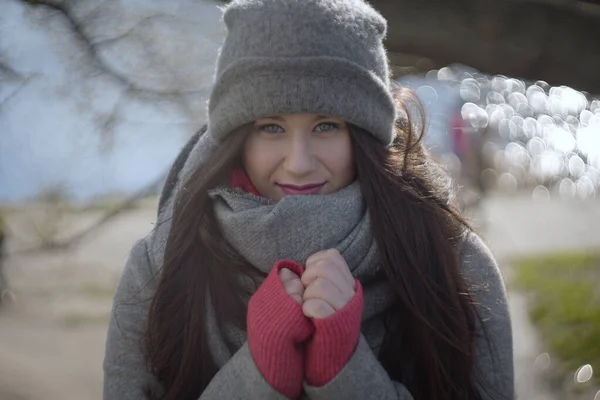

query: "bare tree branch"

left=18, top=0, right=210, bottom=132
left=21, top=0, right=206, bottom=96
left=92, top=13, right=181, bottom=47
left=50, top=171, right=167, bottom=249
left=0, top=76, right=37, bottom=108
left=6, top=169, right=169, bottom=256
left=0, top=60, right=24, bottom=80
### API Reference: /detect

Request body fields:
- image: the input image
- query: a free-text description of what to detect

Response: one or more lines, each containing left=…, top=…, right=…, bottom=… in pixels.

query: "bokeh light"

left=533, top=352, right=551, bottom=370
left=574, top=364, right=593, bottom=383
left=425, top=65, right=600, bottom=198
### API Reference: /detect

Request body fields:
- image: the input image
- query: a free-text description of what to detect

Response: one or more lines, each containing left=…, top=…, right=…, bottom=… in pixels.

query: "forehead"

left=255, top=114, right=344, bottom=122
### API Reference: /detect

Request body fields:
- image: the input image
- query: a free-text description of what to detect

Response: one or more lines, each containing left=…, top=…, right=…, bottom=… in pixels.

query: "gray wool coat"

left=103, top=131, right=514, bottom=400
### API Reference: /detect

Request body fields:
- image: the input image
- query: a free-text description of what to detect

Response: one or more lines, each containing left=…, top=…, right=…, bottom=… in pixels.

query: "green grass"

left=514, top=251, right=600, bottom=387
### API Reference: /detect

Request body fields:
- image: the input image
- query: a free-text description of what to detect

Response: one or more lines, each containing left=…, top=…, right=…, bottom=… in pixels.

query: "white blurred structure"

left=399, top=65, right=600, bottom=200
left=0, top=0, right=225, bottom=202
left=2, top=1, right=598, bottom=203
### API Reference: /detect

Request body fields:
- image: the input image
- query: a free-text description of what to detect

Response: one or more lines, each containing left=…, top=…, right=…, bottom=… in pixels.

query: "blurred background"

left=1, top=0, right=599, bottom=399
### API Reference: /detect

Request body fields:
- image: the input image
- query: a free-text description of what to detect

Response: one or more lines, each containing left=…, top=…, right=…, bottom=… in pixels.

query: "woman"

left=103, top=0, right=514, bottom=399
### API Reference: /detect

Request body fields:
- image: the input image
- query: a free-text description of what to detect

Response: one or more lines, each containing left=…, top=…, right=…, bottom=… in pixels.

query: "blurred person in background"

left=396, top=73, right=489, bottom=208
left=395, top=76, right=469, bottom=193
left=103, top=0, right=513, bottom=399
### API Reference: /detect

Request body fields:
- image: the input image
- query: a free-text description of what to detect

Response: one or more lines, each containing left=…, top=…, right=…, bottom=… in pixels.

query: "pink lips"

left=277, top=182, right=326, bottom=196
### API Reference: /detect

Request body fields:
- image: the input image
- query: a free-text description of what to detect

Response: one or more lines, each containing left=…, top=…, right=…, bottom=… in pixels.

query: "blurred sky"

left=1, top=0, right=599, bottom=203
left=0, top=0, right=224, bottom=202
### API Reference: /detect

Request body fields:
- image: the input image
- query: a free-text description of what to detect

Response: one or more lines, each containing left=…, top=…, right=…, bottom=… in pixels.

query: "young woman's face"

left=242, top=113, right=355, bottom=202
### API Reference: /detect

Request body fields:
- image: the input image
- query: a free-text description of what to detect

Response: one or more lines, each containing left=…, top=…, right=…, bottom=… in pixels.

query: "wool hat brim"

left=208, top=56, right=396, bottom=145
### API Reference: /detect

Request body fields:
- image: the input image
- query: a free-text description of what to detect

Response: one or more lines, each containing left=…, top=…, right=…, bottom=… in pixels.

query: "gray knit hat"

left=207, top=0, right=396, bottom=145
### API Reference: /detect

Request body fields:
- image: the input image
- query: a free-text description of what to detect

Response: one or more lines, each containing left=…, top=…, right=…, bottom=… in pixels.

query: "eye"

left=314, top=122, right=340, bottom=133
left=257, top=124, right=284, bottom=134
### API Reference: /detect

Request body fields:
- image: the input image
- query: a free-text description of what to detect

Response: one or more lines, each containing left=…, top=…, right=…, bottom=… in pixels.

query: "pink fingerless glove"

left=304, top=280, right=364, bottom=387
left=247, top=260, right=314, bottom=399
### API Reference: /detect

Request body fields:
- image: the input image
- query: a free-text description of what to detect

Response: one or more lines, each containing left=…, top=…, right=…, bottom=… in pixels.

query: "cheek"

left=242, top=137, right=279, bottom=180
left=332, top=138, right=355, bottom=181
left=318, top=137, right=355, bottom=184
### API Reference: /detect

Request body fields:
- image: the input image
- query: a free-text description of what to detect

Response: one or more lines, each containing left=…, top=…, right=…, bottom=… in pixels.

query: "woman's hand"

left=301, top=249, right=356, bottom=319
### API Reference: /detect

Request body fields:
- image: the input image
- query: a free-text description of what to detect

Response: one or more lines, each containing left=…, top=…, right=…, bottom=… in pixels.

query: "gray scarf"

left=149, top=133, right=397, bottom=368
left=204, top=181, right=397, bottom=366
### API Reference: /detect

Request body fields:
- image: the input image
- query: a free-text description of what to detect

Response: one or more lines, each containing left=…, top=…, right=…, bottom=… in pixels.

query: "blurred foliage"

left=0, top=211, right=5, bottom=240
left=31, top=187, right=71, bottom=248
left=515, top=251, right=600, bottom=388
left=77, top=282, right=116, bottom=300
left=62, top=313, right=110, bottom=328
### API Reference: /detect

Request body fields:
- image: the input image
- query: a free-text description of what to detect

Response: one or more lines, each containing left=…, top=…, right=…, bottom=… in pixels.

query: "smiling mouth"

left=277, top=182, right=326, bottom=195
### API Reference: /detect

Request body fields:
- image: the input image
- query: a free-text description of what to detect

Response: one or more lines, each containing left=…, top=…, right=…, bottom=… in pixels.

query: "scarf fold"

left=209, top=181, right=374, bottom=274
left=149, top=131, right=397, bottom=367
left=205, top=177, right=397, bottom=366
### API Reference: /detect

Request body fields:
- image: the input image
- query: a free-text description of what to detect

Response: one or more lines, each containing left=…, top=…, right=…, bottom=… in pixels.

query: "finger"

left=301, top=260, right=355, bottom=298
left=305, top=249, right=342, bottom=271
left=303, top=277, right=350, bottom=310
left=301, top=259, right=341, bottom=288
left=302, top=298, right=336, bottom=319
left=305, top=249, right=331, bottom=266
left=283, top=276, right=305, bottom=298
left=279, top=269, right=305, bottom=304
left=323, top=249, right=355, bottom=288
left=289, top=293, right=303, bottom=304
left=278, top=268, right=300, bottom=283
left=306, top=249, right=355, bottom=289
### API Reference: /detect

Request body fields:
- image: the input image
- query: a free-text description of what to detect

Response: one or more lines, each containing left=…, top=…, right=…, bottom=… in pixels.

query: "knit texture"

left=247, top=261, right=314, bottom=399
left=104, top=122, right=514, bottom=399
left=305, top=280, right=364, bottom=387
left=232, top=169, right=366, bottom=388
left=207, top=180, right=378, bottom=280
left=208, top=0, right=396, bottom=145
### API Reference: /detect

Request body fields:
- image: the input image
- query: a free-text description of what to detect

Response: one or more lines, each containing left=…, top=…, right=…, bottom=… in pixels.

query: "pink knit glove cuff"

left=247, top=260, right=314, bottom=399
left=305, top=280, right=364, bottom=387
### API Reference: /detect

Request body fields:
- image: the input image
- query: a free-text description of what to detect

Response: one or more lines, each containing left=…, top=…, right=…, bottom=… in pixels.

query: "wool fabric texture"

left=304, top=278, right=364, bottom=387
left=233, top=170, right=366, bottom=390
left=208, top=0, right=397, bottom=145
left=247, top=260, right=315, bottom=398
left=203, top=178, right=392, bottom=366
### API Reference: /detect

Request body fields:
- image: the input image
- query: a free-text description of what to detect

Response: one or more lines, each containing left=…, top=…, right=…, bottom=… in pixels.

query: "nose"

left=283, top=133, right=315, bottom=176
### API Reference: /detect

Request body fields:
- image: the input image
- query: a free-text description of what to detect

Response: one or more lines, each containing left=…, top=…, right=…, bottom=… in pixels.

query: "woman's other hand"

left=301, top=249, right=356, bottom=319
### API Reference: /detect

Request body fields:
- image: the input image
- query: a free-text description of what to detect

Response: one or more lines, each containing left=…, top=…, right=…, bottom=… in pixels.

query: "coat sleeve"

left=102, top=239, right=292, bottom=400
left=303, top=232, right=514, bottom=400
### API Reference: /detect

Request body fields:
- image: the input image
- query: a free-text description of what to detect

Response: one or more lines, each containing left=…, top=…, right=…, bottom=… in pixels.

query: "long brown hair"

left=145, top=90, right=494, bottom=399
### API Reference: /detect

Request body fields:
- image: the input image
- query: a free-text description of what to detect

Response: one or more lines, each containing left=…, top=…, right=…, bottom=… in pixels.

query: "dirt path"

left=0, top=201, right=158, bottom=400
left=0, top=309, right=107, bottom=400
